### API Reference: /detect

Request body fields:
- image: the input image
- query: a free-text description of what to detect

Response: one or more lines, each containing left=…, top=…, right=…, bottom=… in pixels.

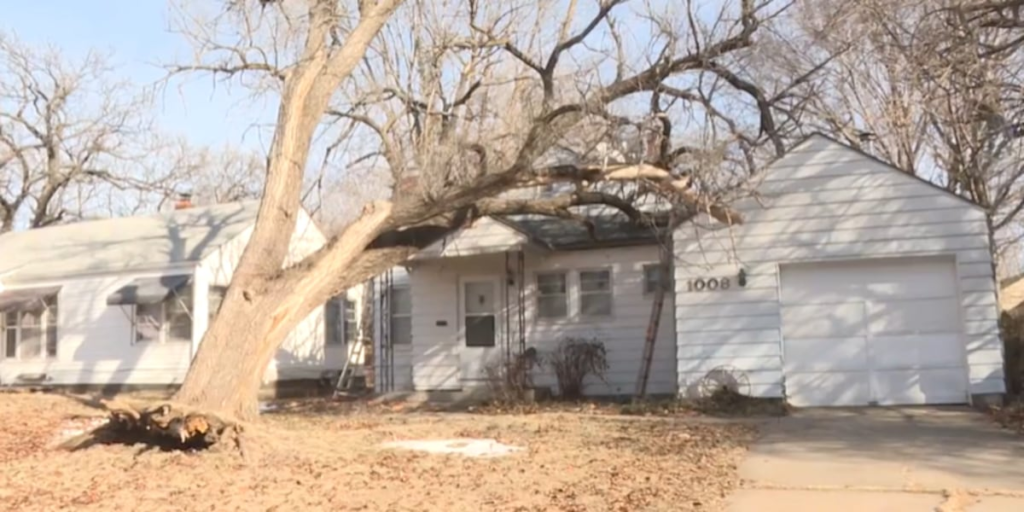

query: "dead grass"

left=988, top=398, right=1024, bottom=434
left=0, top=392, right=755, bottom=511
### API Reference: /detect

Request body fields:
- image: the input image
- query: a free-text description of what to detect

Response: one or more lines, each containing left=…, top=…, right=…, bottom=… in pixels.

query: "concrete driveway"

left=728, top=407, right=1024, bottom=511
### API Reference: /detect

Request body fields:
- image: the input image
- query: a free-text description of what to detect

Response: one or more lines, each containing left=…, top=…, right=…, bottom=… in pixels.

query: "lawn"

left=0, top=392, right=755, bottom=511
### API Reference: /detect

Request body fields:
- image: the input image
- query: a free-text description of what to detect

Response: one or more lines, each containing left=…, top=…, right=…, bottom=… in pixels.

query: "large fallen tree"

left=66, top=0, right=829, bottom=450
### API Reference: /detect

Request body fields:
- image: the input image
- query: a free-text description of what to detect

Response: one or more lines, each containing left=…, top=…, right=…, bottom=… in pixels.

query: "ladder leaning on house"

left=333, top=341, right=366, bottom=397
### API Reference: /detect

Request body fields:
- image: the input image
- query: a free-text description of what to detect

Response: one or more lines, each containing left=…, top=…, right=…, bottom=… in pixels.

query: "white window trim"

left=460, top=276, right=501, bottom=348
left=535, top=271, right=569, bottom=321
left=323, top=296, right=352, bottom=347
left=133, top=292, right=193, bottom=345
left=2, top=305, right=58, bottom=360
left=577, top=268, right=614, bottom=318
left=389, top=285, right=412, bottom=346
left=642, top=263, right=671, bottom=295
left=343, top=298, right=358, bottom=345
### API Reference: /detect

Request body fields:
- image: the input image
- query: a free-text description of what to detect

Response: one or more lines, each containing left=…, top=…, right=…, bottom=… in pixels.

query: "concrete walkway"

left=728, top=407, right=1024, bottom=511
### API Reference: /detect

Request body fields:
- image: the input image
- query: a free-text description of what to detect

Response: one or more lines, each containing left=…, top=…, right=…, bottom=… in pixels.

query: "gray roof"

left=0, top=201, right=260, bottom=285
left=498, top=215, right=665, bottom=250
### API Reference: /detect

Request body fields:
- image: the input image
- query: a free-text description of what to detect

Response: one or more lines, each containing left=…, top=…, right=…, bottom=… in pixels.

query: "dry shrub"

left=695, top=387, right=789, bottom=417
left=989, top=398, right=1024, bottom=434
left=549, top=337, right=609, bottom=400
left=483, top=347, right=543, bottom=404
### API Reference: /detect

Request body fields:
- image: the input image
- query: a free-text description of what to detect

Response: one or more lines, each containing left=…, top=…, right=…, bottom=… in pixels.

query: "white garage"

left=673, top=135, right=1004, bottom=407
left=780, top=256, right=969, bottom=407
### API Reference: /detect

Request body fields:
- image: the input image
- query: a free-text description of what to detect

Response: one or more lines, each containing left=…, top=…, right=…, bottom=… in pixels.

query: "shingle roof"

left=0, top=201, right=260, bottom=285
left=498, top=215, right=665, bottom=250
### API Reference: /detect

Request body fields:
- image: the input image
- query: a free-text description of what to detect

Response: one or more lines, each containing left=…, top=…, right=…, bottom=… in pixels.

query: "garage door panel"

left=780, top=256, right=967, bottom=407
left=781, top=303, right=866, bottom=339
left=866, top=298, right=960, bottom=335
left=872, top=368, right=968, bottom=405
left=780, top=259, right=957, bottom=305
left=863, top=280, right=956, bottom=301
left=871, top=334, right=964, bottom=369
left=783, top=337, right=867, bottom=372
left=784, top=372, right=871, bottom=407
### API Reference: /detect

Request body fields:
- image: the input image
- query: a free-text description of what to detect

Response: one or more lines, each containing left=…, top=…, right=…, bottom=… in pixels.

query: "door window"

left=464, top=281, right=496, bottom=347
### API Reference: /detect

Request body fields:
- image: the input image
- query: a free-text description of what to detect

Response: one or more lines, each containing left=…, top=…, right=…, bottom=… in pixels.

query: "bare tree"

left=166, top=140, right=267, bottom=205
left=115, top=0, right=817, bottom=437
left=0, top=31, right=179, bottom=231
left=785, top=0, right=1024, bottom=273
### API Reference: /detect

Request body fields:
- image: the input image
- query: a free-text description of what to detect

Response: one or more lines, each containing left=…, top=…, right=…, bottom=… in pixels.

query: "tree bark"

left=174, top=202, right=395, bottom=420
left=167, top=1, right=404, bottom=421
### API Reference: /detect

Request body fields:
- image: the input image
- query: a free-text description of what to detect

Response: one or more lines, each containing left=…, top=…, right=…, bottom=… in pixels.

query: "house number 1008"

left=687, top=277, right=731, bottom=292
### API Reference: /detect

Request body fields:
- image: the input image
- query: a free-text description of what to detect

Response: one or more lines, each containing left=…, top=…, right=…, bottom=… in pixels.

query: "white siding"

left=413, top=217, right=531, bottom=259
left=404, top=246, right=677, bottom=396
left=673, top=135, right=1004, bottom=400
left=0, top=270, right=195, bottom=386
left=0, top=207, right=339, bottom=387
left=197, top=208, right=331, bottom=382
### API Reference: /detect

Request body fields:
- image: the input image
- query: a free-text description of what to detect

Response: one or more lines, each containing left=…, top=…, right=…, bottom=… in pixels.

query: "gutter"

left=0, top=262, right=196, bottom=288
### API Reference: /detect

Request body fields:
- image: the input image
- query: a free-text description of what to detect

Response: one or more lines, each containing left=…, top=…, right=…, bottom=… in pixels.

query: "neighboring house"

left=0, top=200, right=364, bottom=389
left=373, top=134, right=1006, bottom=407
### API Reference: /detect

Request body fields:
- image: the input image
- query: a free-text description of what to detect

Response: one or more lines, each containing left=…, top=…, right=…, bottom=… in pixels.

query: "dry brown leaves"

left=988, top=399, right=1024, bottom=434
left=0, top=391, right=99, bottom=463
left=0, top=393, right=755, bottom=512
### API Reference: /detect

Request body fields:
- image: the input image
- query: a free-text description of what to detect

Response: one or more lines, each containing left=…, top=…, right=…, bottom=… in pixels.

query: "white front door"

left=459, top=277, right=502, bottom=384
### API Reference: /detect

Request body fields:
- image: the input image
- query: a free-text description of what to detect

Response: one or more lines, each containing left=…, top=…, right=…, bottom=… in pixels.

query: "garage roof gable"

left=772, top=133, right=985, bottom=212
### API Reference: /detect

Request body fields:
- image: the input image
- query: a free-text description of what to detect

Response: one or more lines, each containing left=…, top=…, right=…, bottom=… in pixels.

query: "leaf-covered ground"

left=0, top=392, right=755, bottom=511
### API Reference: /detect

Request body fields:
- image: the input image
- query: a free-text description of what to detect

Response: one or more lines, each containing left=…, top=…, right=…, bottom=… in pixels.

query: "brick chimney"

left=174, top=192, right=193, bottom=210
left=394, top=174, right=420, bottom=199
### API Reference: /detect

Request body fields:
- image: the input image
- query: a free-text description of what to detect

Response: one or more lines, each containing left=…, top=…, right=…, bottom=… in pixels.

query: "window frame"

left=343, top=298, right=358, bottom=344
left=208, top=286, right=228, bottom=322
left=577, top=268, right=614, bottom=318
left=323, top=295, right=351, bottom=347
left=389, top=285, right=413, bottom=346
left=642, top=264, right=672, bottom=295
left=462, top=278, right=498, bottom=348
left=133, top=285, right=193, bottom=345
left=1, top=295, right=58, bottom=360
left=535, top=271, right=569, bottom=320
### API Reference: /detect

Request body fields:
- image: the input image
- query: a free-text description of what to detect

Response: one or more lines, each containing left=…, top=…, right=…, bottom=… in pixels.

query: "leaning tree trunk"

left=174, top=202, right=396, bottom=420
left=163, top=1, right=404, bottom=423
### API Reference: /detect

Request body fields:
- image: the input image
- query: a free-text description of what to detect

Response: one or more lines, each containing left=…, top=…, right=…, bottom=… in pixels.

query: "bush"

left=549, top=337, right=609, bottom=400
left=1002, top=312, right=1023, bottom=397
left=483, top=347, right=543, bottom=404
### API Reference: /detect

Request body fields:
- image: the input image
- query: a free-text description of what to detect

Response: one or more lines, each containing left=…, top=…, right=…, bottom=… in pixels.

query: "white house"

left=373, top=134, right=1006, bottom=407
left=0, top=200, right=363, bottom=390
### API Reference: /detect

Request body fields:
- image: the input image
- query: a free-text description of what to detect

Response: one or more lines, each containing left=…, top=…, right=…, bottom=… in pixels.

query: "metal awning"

left=0, top=286, right=61, bottom=313
left=106, top=275, right=191, bottom=306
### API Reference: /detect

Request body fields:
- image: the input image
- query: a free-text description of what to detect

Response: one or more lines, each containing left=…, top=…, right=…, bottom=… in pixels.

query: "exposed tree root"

left=58, top=399, right=242, bottom=453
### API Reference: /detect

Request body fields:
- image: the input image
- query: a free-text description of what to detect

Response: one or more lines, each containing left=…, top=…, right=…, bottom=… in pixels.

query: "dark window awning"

left=0, top=286, right=61, bottom=313
left=106, top=275, right=191, bottom=306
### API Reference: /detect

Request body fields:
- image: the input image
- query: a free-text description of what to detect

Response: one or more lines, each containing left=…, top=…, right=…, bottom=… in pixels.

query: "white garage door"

left=780, top=257, right=968, bottom=407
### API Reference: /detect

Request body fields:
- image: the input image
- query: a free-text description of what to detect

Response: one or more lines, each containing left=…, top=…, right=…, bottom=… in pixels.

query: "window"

left=209, top=286, right=228, bottom=322
left=463, top=281, right=496, bottom=347
left=579, top=270, right=613, bottom=317
left=536, top=272, right=568, bottom=319
left=135, top=286, right=192, bottom=344
left=643, top=264, right=671, bottom=294
left=344, top=298, right=358, bottom=343
left=2, top=296, right=58, bottom=360
left=389, top=286, right=412, bottom=345
left=324, top=296, right=353, bottom=346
